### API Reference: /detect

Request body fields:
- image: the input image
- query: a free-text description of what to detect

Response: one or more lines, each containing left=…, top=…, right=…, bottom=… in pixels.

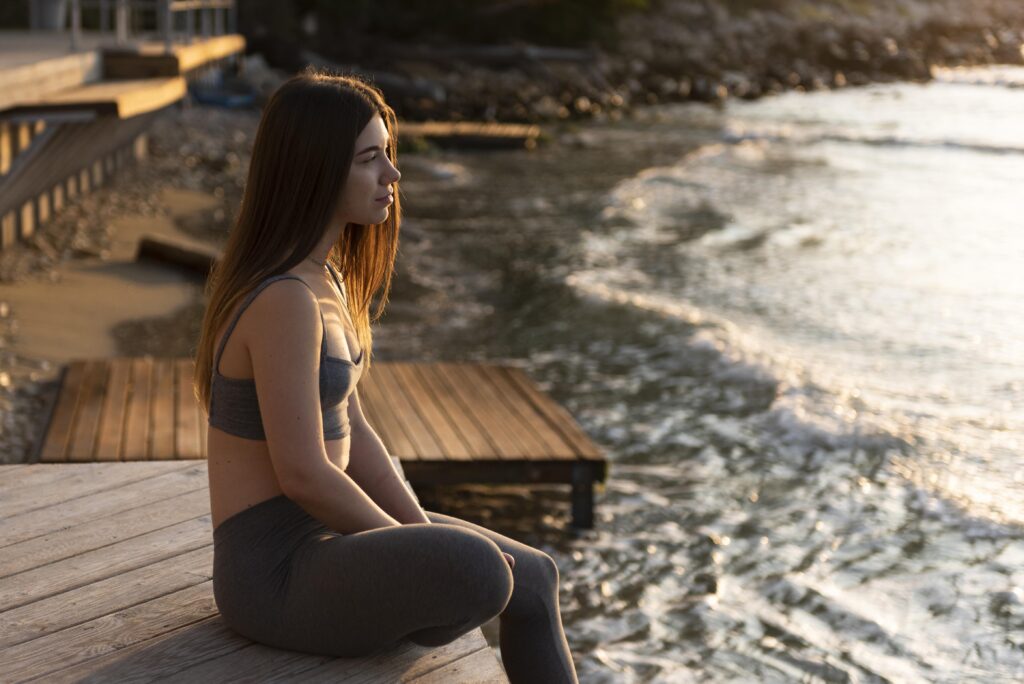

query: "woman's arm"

left=346, top=387, right=431, bottom=525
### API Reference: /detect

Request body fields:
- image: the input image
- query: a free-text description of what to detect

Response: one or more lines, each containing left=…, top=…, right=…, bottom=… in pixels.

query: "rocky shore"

left=245, top=0, right=1024, bottom=123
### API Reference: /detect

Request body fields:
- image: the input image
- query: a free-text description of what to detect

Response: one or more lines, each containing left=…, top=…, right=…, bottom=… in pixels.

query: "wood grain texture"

left=0, top=461, right=508, bottom=681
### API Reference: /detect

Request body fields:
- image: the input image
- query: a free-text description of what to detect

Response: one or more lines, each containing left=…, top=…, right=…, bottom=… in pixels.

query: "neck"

left=306, top=255, right=327, bottom=269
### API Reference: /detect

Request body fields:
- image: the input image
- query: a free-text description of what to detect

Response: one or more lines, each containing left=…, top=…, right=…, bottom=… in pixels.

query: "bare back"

left=207, top=264, right=362, bottom=530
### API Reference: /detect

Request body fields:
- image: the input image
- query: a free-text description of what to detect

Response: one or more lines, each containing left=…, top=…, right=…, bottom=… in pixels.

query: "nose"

left=383, top=156, right=401, bottom=183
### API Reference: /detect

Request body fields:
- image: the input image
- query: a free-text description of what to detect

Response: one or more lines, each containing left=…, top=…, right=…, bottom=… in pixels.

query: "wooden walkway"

left=0, top=30, right=245, bottom=252
left=36, top=358, right=608, bottom=528
left=400, top=121, right=541, bottom=150
left=0, top=461, right=507, bottom=682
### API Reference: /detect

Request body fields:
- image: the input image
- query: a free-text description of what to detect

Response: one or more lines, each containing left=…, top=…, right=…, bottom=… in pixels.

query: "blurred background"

left=2, top=1, right=1023, bottom=681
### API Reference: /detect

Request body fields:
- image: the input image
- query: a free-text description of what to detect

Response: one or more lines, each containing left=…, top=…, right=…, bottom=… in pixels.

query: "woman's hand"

left=503, top=552, right=515, bottom=569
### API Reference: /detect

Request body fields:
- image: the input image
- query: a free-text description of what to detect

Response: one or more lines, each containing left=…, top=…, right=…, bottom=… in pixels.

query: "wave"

left=566, top=270, right=1024, bottom=526
left=930, top=64, right=1024, bottom=88
left=565, top=272, right=912, bottom=454
left=722, top=125, right=1024, bottom=157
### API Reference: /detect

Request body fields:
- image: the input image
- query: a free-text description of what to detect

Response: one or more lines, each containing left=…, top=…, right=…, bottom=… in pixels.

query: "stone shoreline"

left=253, top=0, right=1024, bottom=124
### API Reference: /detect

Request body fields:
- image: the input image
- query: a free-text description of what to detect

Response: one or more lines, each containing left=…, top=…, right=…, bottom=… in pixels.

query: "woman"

left=192, top=67, right=579, bottom=683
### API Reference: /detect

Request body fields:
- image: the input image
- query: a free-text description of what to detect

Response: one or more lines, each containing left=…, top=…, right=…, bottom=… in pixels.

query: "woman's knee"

left=413, top=524, right=513, bottom=613
left=517, top=547, right=559, bottom=588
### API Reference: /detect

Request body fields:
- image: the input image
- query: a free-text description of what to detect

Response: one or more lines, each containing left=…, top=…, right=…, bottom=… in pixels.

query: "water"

left=387, top=65, right=1024, bottom=682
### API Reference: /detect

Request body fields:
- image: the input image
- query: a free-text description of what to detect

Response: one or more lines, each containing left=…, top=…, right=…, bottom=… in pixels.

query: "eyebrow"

left=356, top=140, right=390, bottom=155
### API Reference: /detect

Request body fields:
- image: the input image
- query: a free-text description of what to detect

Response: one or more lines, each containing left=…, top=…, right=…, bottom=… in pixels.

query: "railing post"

left=201, top=3, right=211, bottom=38
left=99, top=0, right=109, bottom=33
left=115, top=0, right=128, bottom=45
left=160, top=0, right=173, bottom=51
left=228, top=0, right=237, bottom=34
left=186, top=6, right=194, bottom=43
left=69, top=0, right=82, bottom=51
left=214, top=2, right=224, bottom=35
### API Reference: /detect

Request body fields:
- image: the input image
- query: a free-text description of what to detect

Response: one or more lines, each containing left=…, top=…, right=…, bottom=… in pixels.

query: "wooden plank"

left=150, top=358, right=176, bottom=459
left=0, top=545, right=212, bottom=649
left=435, top=363, right=521, bottom=459
left=412, top=364, right=496, bottom=459
left=0, top=46, right=100, bottom=113
left=175, top=35, right=247, bottom=73
left=460, top=365, right=550, bottom=460
left=390, top=363, right=473, bottom=461
left=0, top=488, right=209, bottom=578
left=67, top=359, right=108, bottom=462
left=34, top=605, right=488, bottom=684
left=299, top=634, right=491, bottom=683
left=476, top=365, right=577, bottom=459
left=400, top=120, right=539, bottom=151
left=122, top=357, right=153, bottom=460
left=0, top=461, right=188, bottom=520
left=0, top=515, right=210, bottom=612
left=501, top=367, right=603, bottom=459
left=0, top=465, right=31, bottom=479
left=411, top=646, right=507, bottom=683
left=0, top=463, right=84, bottom=491
left=95, top=358, right=132, bottom=461
left=6, top=77, right=187, bottom=120
left=0, top=460, right=520, bottom=680
left=0, top=581, right=218, bottom=683
left=176, top=358, right=202, bottom=459
left=165, top=625, right=495, bottom=684
left=374, top=363, right=445, bottom=459
left=1, top=121, right=11, bottom=174
left=359, top=368, right=418, bottom=458
left=0, top=462, right=200, bottom=547
left=38, top=361, right=84, bottom=463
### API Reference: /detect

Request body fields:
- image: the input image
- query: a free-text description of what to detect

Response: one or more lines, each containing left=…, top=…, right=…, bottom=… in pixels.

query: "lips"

left=375, top=192, right=393, bottom=201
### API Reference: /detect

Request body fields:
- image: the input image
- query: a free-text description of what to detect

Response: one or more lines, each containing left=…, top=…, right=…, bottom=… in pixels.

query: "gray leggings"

left=212, top=494, right=579, bottom=683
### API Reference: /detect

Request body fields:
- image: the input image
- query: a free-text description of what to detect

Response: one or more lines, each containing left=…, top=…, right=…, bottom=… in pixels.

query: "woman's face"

left=334, top=114, right=401, bottom=226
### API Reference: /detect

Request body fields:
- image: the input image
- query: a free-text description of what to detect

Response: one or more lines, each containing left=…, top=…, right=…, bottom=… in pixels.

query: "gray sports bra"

left=208, top=262, right=364, bottom=441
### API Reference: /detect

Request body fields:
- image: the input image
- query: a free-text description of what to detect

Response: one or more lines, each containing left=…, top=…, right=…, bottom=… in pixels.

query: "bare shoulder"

left=243, top=276, right=323, bottom=355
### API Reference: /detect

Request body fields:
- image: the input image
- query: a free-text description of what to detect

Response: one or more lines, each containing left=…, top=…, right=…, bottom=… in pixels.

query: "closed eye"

left=362, top=154, right=378, bottom=163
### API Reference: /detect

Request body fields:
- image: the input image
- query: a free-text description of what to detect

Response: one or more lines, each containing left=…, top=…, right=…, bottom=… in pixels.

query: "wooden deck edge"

left=403, top=458, right=608, bottom=486
left=4, top=76, right=187, bottom=120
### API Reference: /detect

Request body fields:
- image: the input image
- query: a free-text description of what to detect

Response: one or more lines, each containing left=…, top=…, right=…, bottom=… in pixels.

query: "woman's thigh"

left=424, top=511, right=553, bottom=564
left=269, top=517, right=515, bottom=656
left=422, top=511, right=561, bottom=618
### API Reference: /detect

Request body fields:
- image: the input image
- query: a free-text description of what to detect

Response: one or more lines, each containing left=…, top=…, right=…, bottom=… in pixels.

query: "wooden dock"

left=400, top=120, right=541, bottom=150
left=0, top=27, right=245, bottom=251
left=0, top=460, right=508, bottom=682
left=36, top=358, right=608, bottom=528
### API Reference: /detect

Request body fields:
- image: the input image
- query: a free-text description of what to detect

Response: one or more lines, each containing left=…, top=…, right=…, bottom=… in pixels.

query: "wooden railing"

left=66, top=0, right=236, bottom=52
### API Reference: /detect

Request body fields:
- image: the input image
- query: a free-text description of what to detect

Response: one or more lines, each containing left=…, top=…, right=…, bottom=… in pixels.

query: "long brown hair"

left=192, top=67, right=402, bottom=415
